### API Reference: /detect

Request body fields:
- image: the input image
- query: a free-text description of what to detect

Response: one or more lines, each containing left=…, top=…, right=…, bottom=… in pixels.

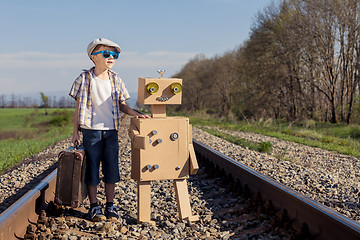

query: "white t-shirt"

left=86, top=73, right=115, bottom=130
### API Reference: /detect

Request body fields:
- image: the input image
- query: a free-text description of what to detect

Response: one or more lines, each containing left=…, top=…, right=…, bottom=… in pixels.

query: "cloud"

left=115, top=51, right=196, bottom=69
left=0, top=52, right=89, bottom=69
left=0, top=50, right=198, bottom=94
left=0, top=50, right=196, bottom=69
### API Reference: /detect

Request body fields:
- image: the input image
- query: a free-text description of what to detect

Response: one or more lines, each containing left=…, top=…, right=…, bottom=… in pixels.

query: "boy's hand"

left=72, top=132, right=81, bottom=146
left=135, top=113, right=151, bottom=119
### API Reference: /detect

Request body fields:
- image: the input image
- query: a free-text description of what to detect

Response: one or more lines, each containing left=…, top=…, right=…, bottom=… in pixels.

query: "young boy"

left=69, top=38, right=149, bottom=221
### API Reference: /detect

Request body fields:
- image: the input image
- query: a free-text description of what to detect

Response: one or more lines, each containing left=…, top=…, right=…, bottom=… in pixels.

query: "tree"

left=40, top=92, right=49, bottom=115
left=173, top=0, right=360, bottom=124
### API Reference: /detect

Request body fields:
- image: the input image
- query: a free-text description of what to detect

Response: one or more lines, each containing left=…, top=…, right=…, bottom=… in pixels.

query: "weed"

left=350, top=128, right=360, bottom=139
left=263, top=118, right=273, bottom=128
left=304, top=119, right=316, bottom=129
left=282, top=147, right=288, bottom=155
left=321, top=138, right=334, bottom=143
left=339, top=141, right=346, bottom=146
left=282, top=129, right=293, bottom=134
left=275, top=154, right=293, bottom=162
left=259, top=141, right=273, bottom=153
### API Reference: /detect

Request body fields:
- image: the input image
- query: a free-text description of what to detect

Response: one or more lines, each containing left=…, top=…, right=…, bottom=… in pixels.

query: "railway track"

left=193, top=140, right=360, bottom=240
left=1, top=139, right=360, bottom=239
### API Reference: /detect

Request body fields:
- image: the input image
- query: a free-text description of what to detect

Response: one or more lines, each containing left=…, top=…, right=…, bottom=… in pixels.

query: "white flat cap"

left=87, top=38, right=121, bottom=58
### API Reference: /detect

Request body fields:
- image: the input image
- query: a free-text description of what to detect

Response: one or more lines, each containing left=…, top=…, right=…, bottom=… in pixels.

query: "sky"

left=0, top=0, right=271, bottom=97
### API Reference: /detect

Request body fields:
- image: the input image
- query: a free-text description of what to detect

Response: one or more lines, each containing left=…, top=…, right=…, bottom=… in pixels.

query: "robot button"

left=153, top=164, right=159, bottom=169
left=170, top=132, right=179, bottom=141
left=146, top=165, right=152, bottom=170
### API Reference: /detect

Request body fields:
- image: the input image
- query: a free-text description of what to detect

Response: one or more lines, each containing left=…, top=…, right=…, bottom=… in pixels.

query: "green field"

left=0, top=108, right=74, bottom=173
left=2, top=108, right=360, bottom=174
left=185, top=112, right=360, bottom=158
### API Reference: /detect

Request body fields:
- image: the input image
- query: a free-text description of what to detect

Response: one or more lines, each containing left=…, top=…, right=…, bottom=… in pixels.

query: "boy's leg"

left=102, top=130, right=120, bottom=219
left=87, top=185, right=98, bottom=204
left=105, top=183, right=115, bottom=203
left=82, top=129, right=102, bottom=188
left=102, top=130, right=120, bottom=193
left=104, top=183, right=119, bottom=219
left=82, top=129, right=106, bottom=221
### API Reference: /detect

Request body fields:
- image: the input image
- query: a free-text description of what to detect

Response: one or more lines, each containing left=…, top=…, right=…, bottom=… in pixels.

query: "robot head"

left=137, top=77, right=183, bottom=105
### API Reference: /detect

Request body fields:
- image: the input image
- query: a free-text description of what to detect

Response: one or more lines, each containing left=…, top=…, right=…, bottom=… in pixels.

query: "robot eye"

left=146, top=82, right=159, bottom=94
left=171, top=83, right=182, bottom=94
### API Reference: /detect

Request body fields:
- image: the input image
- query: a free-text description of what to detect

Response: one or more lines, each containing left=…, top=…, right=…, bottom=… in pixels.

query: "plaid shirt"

left=69, top=67, right=130, bottom=130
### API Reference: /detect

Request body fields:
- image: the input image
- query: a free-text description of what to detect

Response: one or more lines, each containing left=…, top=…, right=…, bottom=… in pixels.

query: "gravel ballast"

left=193, top=126, right=360, bottom=223
left=1, top=119, right=359, bottom=239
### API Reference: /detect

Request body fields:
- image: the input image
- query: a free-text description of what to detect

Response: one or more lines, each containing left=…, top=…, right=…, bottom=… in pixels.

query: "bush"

left=206, top=108, right=216, bottom=115
left=304, top=119, right=316, bottom=129
left=49, top=110, right=72, bottom=127
left=350, top=128, right=360, bottom=139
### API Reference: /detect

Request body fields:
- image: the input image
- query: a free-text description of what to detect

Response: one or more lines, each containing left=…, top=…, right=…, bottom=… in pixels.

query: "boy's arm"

left=119, top=102, right=150, bottom=118
left=72, top=99, right=81, bottom=145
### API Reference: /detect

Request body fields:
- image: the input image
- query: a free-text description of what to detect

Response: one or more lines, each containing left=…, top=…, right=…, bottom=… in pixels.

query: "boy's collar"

left=86, top=67, right=117, bottom=79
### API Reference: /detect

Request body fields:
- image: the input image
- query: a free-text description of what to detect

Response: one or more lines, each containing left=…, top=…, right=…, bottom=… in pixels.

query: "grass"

left=180, top=111, right=360, bottom=158
left=0, top=108, right=74, bottom=173
left=201, top=127, right=273, bottom=153
left=3, top=107, right=360, bottom=173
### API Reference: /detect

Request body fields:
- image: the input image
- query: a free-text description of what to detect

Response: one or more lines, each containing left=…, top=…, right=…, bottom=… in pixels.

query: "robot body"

left=130, top=117, right=190, bottom=181
left=129, top=76, right=199, bottom=224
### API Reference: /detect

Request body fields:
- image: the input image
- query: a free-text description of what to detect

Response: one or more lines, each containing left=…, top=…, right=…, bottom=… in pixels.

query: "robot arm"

left=129, top=122, right=149, bottom=150
left=188, top=125, right=199, bottom=175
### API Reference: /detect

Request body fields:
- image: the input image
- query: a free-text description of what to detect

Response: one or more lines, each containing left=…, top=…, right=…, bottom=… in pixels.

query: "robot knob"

left=170, top=132, right=179, bottom=141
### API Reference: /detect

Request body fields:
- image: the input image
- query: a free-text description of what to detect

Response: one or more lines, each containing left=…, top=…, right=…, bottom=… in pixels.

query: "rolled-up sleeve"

left=69, top=75, right=83, bottom=100
left=119, top=77, right=130, bottom=103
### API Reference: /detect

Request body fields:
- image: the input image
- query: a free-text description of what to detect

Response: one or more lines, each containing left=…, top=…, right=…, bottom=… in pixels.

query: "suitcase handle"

left=74, top=144, right=84, bottom=150
left=58, top=144, right=85, bottom=159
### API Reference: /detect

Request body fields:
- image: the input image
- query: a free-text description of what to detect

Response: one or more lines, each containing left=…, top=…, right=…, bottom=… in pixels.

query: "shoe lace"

left=91, top=206, right=103, bottom=216
left=106, top=205, right=119, bottom=214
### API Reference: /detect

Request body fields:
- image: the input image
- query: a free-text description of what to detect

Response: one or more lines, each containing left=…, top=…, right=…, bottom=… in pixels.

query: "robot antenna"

left=157, top=69, right=165, bottom=79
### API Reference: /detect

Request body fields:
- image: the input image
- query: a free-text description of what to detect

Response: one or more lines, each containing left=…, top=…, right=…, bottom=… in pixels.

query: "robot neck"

left=151, top=105, right=167, bottom=118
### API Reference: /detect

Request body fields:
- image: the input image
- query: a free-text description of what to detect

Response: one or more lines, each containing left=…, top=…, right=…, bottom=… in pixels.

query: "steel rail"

left=0, top=170, right=57, bottom=240
left=193, top=139, right=360, bottom=240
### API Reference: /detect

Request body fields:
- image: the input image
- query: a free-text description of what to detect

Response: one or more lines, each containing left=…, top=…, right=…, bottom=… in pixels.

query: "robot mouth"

left=156, top=96, right=171, bottom=102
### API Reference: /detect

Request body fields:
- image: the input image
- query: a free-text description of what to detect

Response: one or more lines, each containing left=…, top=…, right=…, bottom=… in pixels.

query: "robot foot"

left=184, top=215, right=199, bottom=222
left=138, top=219, right=156, bottom=225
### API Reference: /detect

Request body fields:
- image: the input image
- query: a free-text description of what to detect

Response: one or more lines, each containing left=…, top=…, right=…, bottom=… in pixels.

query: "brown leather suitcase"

left=54, top=146, right=87, bottom=208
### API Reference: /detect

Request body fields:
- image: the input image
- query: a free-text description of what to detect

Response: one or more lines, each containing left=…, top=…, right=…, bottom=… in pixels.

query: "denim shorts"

left=82, top=129, right=120, bottom=185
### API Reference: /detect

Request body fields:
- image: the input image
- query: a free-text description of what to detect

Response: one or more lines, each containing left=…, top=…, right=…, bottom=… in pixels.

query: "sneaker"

left=88, top=205, right=106, bottom=222
left=105, top=205, right=119, bottom=220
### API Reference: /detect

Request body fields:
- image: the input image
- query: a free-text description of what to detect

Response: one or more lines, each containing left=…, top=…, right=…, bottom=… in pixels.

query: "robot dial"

left=170, top=132, right=179, bottom=141
left=146, top=82, right=159, bottom=94
left=171, top=83, right=182, bottom=94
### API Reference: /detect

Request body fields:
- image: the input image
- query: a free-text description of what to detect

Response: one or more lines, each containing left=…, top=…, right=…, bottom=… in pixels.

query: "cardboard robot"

left=128, top=70, right=199, bottom=224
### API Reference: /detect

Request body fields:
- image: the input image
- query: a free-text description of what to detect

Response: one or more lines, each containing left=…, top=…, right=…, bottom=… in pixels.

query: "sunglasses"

left=92, top=50, right=120, bottom=59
